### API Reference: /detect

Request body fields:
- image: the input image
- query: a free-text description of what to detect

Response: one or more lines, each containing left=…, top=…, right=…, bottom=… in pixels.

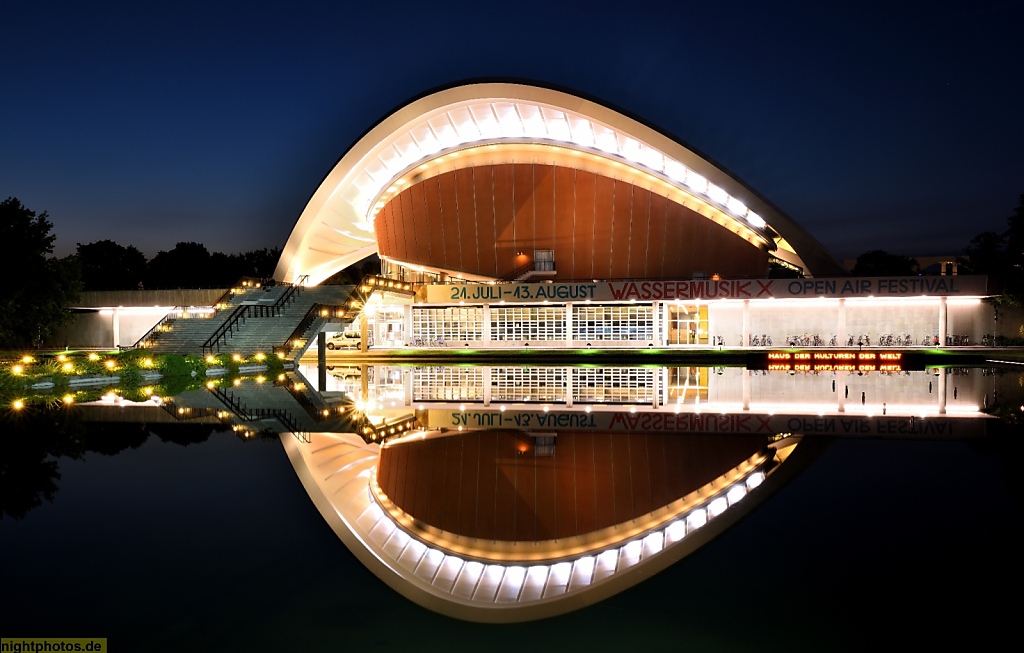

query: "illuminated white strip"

left=351, top=100, right=765, bottom=234
left=364, top=466, right=768, bottom=607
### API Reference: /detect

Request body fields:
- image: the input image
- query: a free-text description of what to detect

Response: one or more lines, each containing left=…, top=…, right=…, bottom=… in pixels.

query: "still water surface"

left=1, top=364, right=1019, bottom=651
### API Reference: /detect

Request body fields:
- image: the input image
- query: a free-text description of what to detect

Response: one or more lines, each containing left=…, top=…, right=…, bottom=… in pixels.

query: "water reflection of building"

left=282, top=361, right=991, bottom=620
left=300, top=364, right=989, bottom=419
left=284, top=426, right=813, bottom=622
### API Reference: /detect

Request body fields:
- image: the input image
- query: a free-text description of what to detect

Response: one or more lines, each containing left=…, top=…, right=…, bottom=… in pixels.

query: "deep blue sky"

left=3, top=1, right=1022, bottom=262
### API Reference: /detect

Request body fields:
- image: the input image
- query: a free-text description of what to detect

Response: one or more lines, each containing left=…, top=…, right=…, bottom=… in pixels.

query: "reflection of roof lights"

left=358, top=445, right=771, bottom=610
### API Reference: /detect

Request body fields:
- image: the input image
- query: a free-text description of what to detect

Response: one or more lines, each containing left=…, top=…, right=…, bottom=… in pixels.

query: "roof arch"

left=276, top=81, right=841, bottom=284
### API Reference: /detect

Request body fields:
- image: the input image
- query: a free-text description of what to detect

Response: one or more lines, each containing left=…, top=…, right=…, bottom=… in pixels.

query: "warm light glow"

left=57, top=354, right=66, bottom=362
left=12, top=400, right=24, bottom=410
left=708, top=497, right=729, bottom=518
left=255, top=352, right=265, bottom=361
left=21, top=356, right=33, bottom=364
left=11, top=365, right=23, bottom=375
left=687, top=509, right=708, bottom=530
left=206, top=355, right=216, bottom=364
left=726, top=485, right=747, bottom=505
left=232, top=353, right=242, bottom=362
left=62, top=394, right=74, bottom=404
left=62, top=363, right=73, bottom=373
left=746, top=472, right=765, bottom=490
left=105, top=360, right=115, bottom=370
left=88, top=353, right=100, bottom=361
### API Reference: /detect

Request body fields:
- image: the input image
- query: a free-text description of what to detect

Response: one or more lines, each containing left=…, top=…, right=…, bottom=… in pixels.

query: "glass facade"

left=573, top=305, right=654, bottom=342
left=412, top=307, right=483, bottom=343
left=491, top=306, right=566, bottom=341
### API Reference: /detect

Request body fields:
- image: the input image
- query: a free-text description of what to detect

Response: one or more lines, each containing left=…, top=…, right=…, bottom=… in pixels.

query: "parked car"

left=326, top=330, right=361, bottom=350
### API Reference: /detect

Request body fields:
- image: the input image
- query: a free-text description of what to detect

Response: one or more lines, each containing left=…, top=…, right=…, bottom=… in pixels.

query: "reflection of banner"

left=424, top=409, right=985, bottom=438
left=423, top=276, right=987, bottom=304
left=766, top=351, right=903, bottom=372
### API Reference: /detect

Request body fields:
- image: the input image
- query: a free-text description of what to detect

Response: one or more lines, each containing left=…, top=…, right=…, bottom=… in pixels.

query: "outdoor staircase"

left=136, top=281, right=269, bottom=355
left=136, top=280, right=351, bottom=357
left=202, top=285, right=351, bottom=356
left=137, top=274, right=413, bottom=359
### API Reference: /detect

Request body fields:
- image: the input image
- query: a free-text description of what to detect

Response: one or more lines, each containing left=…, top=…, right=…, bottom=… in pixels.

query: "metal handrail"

left=274, top=278, right=367, bottom=358
left=499, top=261, right=534, bottom=282
left=133, top=305, right=185, bottom=349
left=134, top=276, right=282, bottom=350
left=211, top=386, right=307, bottom=434
left=274, top=302, right=348, bottom=358
left=202, top=282, right=303, bottom=355
left=497, top=261, right=556, bottom=282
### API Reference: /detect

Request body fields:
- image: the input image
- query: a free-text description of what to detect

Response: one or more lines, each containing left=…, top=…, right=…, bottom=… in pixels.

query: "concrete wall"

left=48, top=288, right=227, bottom=349
left=75, top=289, right=227, bottom=308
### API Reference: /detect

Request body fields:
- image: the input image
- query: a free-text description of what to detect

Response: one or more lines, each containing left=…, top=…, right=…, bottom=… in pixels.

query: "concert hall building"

left=276, top=82, right=990, bottom=349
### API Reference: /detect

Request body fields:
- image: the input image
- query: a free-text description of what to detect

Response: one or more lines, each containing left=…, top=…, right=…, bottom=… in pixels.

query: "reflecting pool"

left=1, top=362, right=1020, bottom=650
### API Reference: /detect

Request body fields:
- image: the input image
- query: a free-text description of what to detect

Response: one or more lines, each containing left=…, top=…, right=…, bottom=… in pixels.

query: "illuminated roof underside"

left=282, top=432, right=795, bottom=622
left=277, top=83, right=840, bottom=285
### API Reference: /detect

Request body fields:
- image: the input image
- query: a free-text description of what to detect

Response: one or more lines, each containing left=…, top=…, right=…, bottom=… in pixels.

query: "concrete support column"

left=742, top=300, right=750, bottom=347
left=565, top=303, right=573, bottom=347
left=651, top=301, right=659, bottom=346
left=838, top=299, right=847, bottom=347
left=565, top=367, right=573, bottom=408
left=317, top=331, right=326, bottom=392
left=837, top=370, right=846, bottom=412
left=482, top=304, right=492, bottom=345
left=112, top=307, right=120, bottom=348
left=652, top=367, right=660, bottom=409
left=938, top=297, right=948, bottom=347
left=404, top=304, right=413, bottom=346
left=661, top=367, right=669, bottom=407
left=359, top=312, right=369, bottom=352
left=360, top=363, right=369, bottom=402
left=742, top=368, right=750, bottom=411
left=482, top=367, right=492, bottom=407
left=404, top=369, right=413, bottom=406
left=937, top=368, right=947, bottom=414
left=663, top=302, right=670, bottom=346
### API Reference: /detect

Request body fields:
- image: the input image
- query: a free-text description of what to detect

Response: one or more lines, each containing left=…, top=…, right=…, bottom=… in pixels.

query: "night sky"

left=3, top=1, right=1022, bottom=263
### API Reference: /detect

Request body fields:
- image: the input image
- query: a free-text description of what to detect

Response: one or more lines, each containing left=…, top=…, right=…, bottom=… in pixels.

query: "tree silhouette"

left=145, top=242, right=212, bottom=289
left=851, top=250, right=919, bottom=276
left=0, top=197, right=81, bottom=347
left=75, top=239, right=148, bottom=291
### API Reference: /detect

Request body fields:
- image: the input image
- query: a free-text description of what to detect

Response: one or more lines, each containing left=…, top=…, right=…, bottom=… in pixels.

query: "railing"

left=273, top=277, right=370, bottom=359
left=202, top=281, right=303, bottom=355
left=277, top=373, right=332, bottom=419
left=274, top=303, right=347, bottom=358
left=158, top=401, right=220, bottom=422
left=133, top=306, right=185, bottom=349
left=211, top=386, right=306, bottom=434
left=497, top=260, right=556, bottom=282
left=133, top=276, right=277, bottom=350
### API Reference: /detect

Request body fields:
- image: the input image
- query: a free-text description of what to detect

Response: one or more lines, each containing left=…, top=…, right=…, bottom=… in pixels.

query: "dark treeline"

left=76, top=240, right=282, bottom=291
left=851, top=194, right=1024, bottom=303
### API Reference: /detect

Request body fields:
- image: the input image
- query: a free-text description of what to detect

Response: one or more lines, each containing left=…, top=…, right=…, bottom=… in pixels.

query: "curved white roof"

left=277, top=82, right=839, bottom=284
left=282, top=430, right=790, bottom=622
